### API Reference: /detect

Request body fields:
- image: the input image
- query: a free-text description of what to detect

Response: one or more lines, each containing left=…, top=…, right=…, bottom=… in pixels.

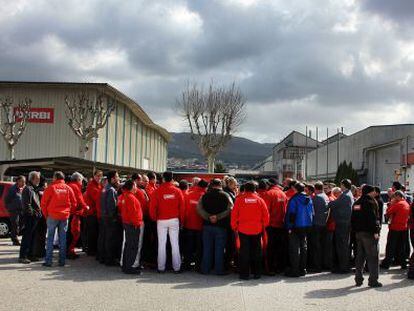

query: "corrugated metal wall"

left=0, top=85, right=168, bottom=172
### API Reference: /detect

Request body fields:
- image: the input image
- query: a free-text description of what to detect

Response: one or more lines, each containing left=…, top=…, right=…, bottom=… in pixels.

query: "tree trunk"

left=8, top=145, right=15, bottom=161
left=207, top=154, right=215, bottom=173
left=79, top=138, right=89, bottom=159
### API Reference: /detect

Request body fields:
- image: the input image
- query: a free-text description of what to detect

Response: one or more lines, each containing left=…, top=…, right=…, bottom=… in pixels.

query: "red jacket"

left=68, top=182, right=88, bottom=216
left=257, top=189, right=269, bottom=204
left=149, top=182, right=185, bottom=222
left=146, top=182, right=158, bottom=197
left=183, top=186, right=206, bottom=231
left=84, top=179, right=102, bottom=217
left=41, top=180, right=76, bottom=221
left=387, top=199, right=410, bottom=231
left=326, top=193, right=336, bottom=231
left=134, top=188, right=149, bottom=217
left=118, top=190, right=143, bottom=227
left=285, top=188, right=296, bottom=200
left=231, top=192, right=270, bottom=235
left=266, top=186, right=288, bottom=228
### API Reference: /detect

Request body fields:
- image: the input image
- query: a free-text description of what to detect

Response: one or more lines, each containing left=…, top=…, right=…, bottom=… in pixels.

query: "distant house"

left=272, top=131, right=320, bottom=181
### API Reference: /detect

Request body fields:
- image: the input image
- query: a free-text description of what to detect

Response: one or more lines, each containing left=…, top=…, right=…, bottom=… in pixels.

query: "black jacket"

left=198, top=188, right=232, bottom=227
left=21, top=183, right=42, bottom=218
left=351, top=195, right=380, bottom=234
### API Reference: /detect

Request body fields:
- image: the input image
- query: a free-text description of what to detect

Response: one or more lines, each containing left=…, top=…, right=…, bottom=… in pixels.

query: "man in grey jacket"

left=310, top=181, right=329, bottom=272
left=330, top=179, right=354, bottom=273
left=4, top=176, right=25, bottom=245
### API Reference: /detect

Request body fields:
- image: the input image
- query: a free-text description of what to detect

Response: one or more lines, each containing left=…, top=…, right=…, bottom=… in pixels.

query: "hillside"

left=168, top=132, right=274, bottom=167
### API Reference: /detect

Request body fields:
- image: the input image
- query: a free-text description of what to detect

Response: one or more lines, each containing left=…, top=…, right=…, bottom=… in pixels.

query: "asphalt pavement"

left=0, top=226, right=413, bottom=311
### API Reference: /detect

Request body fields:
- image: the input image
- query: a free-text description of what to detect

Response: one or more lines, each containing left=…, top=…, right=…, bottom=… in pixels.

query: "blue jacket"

left=285, top=192, right=314, bottom=230
left=4, top=184, right=23, bottom=214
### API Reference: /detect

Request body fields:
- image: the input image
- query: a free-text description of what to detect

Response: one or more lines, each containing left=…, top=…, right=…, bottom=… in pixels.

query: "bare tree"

left=65, top=92, right=115, bottom=158
left=178, top=82, right=246, bottom=173
left=0, top=96, right=31, bottom=160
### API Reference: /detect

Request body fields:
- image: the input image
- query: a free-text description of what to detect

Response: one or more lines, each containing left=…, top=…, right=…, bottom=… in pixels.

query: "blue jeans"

left=201, top=225, right=227, bottom=275
left=45, top=218, right=68, bottom=265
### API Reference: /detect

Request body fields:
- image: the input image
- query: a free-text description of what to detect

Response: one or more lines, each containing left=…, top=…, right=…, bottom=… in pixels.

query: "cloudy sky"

left=1, top=0, right=414, bottom=143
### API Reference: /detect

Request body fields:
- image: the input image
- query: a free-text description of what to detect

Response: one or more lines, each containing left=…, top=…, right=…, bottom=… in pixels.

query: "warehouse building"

left=0, top=82, right=169, bottom=178
left=305, top=124, right=414, bottom=190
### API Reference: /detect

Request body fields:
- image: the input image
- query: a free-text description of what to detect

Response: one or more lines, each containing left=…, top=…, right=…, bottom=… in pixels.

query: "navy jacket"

left=4, top=184, right=23, bottom=214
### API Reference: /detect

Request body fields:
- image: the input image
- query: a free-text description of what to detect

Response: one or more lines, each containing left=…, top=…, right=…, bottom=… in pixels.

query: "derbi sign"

left=14, top=107, right=54, bottom=124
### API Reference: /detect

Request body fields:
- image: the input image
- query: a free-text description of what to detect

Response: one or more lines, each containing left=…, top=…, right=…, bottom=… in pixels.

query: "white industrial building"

left=305, top=124, right=414, bottom=190
left=0, top=82, right=170, bottom=178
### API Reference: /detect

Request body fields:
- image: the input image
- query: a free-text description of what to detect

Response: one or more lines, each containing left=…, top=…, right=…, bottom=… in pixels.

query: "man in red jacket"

left=182, top=179, right=208, bottom=271
left=265, top=178, right=288, bottom=275
left=381, top=190, right=411, bottom=269
left=41, top=171, right=76, bottom=267
left=67, top=172, right=89, bottom=259
left=118, top=180, right=143, bottom=274
left=84, top=170, right=103, bottom=256
left=150, top=171, right=185, bottom=273
left=146, top=171, right=158, bottom=198
left=285, top=179, right=297, bottom=200
left=231, top=181, right=270, bottom=280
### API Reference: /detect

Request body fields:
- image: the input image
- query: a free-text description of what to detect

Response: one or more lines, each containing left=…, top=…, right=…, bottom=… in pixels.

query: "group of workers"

left=4, top=169, right=414, bottom=287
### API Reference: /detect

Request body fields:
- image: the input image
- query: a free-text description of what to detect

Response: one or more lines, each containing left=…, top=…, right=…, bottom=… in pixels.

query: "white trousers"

left=157, top=218, right=181, bottom=271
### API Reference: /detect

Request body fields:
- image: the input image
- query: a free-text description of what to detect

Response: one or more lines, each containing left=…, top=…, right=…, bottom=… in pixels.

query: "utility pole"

left=326, top=127, right=329, bottom=181
left=305, top=125, right=308, bottom=181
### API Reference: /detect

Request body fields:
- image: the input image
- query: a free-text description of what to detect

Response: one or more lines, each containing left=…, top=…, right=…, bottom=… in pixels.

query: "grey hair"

left=71, top=172, right=84, bottom=182
left=28, top=171, right=40, bottom=182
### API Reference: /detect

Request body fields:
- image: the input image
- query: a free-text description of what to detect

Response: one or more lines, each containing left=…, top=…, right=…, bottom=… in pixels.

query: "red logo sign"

left=14, top=108, right=54, bottom=124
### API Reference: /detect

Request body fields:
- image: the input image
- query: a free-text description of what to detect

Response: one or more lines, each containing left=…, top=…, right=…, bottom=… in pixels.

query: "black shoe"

left=265, top=271, right=276, bottom=276
left=239, top=275, right=250, bottom=280
left=368, top=282, right=383, bottom=288
left=285, top=271, right=300, bottom=277
left=42, top=262, right=52, bottom=267
left=12, top=240, right=21, bottom=246
left=28, top=257, right=40, bottom=262
left=157, top=269, right=165, bottom=274
left=19, top=258, right=31, bottom=264
left=174, top=270, right=182, bottom=274
left=355, top=280, right=363, bottom=287
left=58, top=262, right=65, bottom=267
left=379, top=263, right=389, bottom=270
left=67, top=253, right=80, bottom=260
left=253, top=275, right=261, bottom=280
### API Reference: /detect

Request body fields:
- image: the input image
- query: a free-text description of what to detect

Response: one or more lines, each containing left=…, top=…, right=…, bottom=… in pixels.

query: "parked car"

left=0, top=181, right=13, bottom=238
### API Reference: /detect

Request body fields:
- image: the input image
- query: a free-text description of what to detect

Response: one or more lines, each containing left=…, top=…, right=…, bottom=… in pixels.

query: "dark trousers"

left=104, top=218, right=123, bottom=265
left=86, top=215, right=99, bottom=255
left=355, top=232, right=379, bottom=284
left=310, top=225, right=326, bottom=271
left=31, top=217, right=46, bottom=258
left=9, top=213, right=20, bottom=243
left=266, top=227, right=288, bottom=273
left=96, top=217, right=106, bottom=263
left=225, top=227, right=236, bottom=270
left=121, top=224, right=141, bottom=273
left=80, top=216, right=88, bottom=251
left=19, top=215, right=39, bottom=259
left=182, top=228, right=202, bottom=271
left=239, top=232, right=262, bottom=278
left=382, top=229, right=408, bottom=268
left=201, top=225, right=227, bottom=275
left=142, top=219, right=157, bottom=266
left=288, top=230, right=308, bottom=275
left=324, top=231, right=334, bottom=270
left=333, top=222, right=350, bottom=272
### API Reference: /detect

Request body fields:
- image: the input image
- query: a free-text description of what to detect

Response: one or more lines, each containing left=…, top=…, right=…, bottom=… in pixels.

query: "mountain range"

left=168, top=132, right=274, bottom=168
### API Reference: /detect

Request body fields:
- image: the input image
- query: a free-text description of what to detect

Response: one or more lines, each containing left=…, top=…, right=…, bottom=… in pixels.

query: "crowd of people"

left=4, top=170, right=414, bottom=287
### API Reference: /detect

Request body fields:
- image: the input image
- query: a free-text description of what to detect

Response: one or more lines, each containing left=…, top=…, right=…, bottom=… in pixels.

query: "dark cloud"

left=0, top=0, right=413, bottom=143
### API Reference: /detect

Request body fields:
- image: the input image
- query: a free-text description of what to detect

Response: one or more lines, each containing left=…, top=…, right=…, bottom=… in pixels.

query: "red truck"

left=0, top=181, right=13, bottom=238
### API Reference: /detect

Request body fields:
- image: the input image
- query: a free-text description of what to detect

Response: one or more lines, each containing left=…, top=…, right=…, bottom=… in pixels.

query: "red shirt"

left=387, top=199, right=410, bottom=231
left=68, top=182, right=88, bottom=216
left=41, top=180, right=76, bottom=221
left=146, top=181, right=158, bottom=197
left=84, top=179, right=102, bottom=217
left=231, top=192, right=270, bottom=235
left=134, top=188, right=149, bottom=217
left=118, top=190, right=143, bottom=227
left=326, top=193, right=336, bottom=231
left=183, top=186, right=206, bottom=231
left=266, top=186, right=288, bottom=228
left=149, top=182, right=185, bottom=222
